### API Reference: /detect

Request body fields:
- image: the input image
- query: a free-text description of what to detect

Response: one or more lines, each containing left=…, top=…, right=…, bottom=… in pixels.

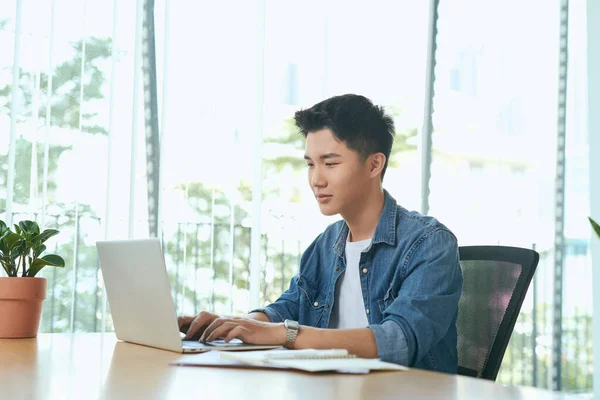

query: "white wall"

left=587, top=0, right=600, bottom=398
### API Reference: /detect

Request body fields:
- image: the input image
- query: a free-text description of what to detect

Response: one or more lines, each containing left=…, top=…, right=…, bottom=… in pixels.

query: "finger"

left=185, top=313, right=214, bottom=340
left=204, top=321, right=238, bottom=343
left=199, top=317, right=228, bottom=342
left=225, top=326, right=249, bottom=343
left=178, top=316, right=195, bottom=332
left=183, top=315, right=203, bottom=340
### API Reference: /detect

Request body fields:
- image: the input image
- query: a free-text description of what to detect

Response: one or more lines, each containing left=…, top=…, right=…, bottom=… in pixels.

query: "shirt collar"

left=333, top=189, right=398, bottom=257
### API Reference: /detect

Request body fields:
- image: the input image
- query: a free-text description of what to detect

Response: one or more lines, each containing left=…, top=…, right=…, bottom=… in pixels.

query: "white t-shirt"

left=328, top=236, right=372, bottom=329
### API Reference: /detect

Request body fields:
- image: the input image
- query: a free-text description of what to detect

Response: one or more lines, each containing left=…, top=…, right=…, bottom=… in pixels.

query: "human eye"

left=325, top=162, right=339, bottom=167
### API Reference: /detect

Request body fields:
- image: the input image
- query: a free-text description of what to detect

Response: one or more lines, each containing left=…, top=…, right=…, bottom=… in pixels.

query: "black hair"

left=294, top=94, right=395, bottom=179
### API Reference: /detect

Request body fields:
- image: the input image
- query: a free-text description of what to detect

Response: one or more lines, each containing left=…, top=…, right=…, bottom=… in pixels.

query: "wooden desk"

left=0, top=333, right=578, bottom=399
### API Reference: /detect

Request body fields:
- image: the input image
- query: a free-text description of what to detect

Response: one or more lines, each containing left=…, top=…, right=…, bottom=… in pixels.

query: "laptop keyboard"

left=182, top=338, right=247, bottom=349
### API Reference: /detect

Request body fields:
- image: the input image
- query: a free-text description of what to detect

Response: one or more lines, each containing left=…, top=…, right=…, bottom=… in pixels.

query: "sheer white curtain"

left=1, top=0, right=593, bottom=393
left=0, top=0, right=430, bottom=330
left=430, top=0, right=592, bottom=391
left=1, top=0, right=139, bottom=332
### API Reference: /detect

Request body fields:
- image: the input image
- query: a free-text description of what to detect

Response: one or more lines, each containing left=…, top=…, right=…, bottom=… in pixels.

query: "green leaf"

left=0, top=220, right=9, bottom=237
left=41, top=254, right=65, bottom=266
left=18, top=220, right=40, bottom=236
left=5, top=260, right=17, bottom=276
left=10, top=241, right=26, bottom=260
left=0, top=237, right=8, bottom=256
left=590, top=217, right=600, bottom=239
left=27, top=254, right=65, bottom=277
left=31, top=229, right=59, bottom=245
left=33, top=244, right=47, bottom=259
left=0, top=256, right=16, bottom=276
left=1, top=233, right=22, bottom=254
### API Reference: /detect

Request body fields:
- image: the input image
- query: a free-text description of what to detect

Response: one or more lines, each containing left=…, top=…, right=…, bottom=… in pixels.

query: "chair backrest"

left=457, top=245, right=539, bottom=381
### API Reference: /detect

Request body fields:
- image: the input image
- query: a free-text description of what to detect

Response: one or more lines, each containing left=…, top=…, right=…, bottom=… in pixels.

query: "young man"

left=178, top=94, right=463, bottom=373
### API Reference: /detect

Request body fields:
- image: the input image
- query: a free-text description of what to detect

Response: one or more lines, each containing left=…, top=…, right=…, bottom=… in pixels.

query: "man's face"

left=304, top=129, right=372, bottom=216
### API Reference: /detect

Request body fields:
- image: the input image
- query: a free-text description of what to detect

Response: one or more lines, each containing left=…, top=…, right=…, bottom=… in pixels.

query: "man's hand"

left=178, top=311, right=272, bottom=341
left=200, top=317, right=286, bottom=346
left=178, top=311, right=220, bottom=340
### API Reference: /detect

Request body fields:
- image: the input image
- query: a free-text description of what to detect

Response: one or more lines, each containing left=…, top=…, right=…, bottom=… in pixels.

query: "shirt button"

left=314, top=302, right=319, bottom=307
left=362, top=268, right=368, bottom=274
left=326, top=304, right=330, bottom=308
left=366, top=308, right=370, bottom=314
left=336, top=266, right=340, bottom=271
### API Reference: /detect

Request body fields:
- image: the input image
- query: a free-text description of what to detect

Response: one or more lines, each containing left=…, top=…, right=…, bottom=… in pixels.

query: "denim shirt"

left=251, top=190, right=463, bottom=373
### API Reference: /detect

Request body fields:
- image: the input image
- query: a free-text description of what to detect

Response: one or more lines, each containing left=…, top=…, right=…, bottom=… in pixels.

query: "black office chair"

left=457, top=245, right=539, bottom=381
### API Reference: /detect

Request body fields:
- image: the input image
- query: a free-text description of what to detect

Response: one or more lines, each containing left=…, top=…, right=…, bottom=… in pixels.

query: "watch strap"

left=284, top=319, right=299, bottom=349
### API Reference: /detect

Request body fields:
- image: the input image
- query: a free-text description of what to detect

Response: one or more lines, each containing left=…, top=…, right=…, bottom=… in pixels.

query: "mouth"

left=316, top=194, right=333, bottom=204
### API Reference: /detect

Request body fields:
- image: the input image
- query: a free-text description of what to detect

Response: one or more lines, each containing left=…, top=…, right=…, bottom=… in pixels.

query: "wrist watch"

left=283, top=319, right=300, bottom=349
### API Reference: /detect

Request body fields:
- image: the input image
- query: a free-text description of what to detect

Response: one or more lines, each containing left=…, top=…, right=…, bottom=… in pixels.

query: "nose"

left=310, top=166, right=327, bottom=188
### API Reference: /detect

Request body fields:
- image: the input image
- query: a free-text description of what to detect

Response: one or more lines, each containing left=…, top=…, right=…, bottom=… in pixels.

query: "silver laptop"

left=96, top=238, right=280, bottom=353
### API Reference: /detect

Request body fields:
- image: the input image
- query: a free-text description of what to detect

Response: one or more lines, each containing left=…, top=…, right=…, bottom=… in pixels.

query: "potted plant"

left=590, top=217, right=600, bottom=240
left=0, top=219, right=65, bottom=338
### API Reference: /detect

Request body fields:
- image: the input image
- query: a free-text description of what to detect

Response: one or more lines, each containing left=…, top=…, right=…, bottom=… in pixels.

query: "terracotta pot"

left=0, top=277, right=47, bottom=338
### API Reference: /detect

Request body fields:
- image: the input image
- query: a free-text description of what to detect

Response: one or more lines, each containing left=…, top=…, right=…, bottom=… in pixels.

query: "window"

left=1, top=0, right=592, bottom=394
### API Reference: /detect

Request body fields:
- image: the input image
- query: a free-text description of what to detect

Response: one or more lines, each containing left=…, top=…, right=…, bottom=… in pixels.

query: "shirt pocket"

left=297, top=274, right=325, bottom=326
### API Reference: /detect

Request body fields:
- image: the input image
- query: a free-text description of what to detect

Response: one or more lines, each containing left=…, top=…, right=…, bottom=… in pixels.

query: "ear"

left=367, top=153, right=386, bottom=179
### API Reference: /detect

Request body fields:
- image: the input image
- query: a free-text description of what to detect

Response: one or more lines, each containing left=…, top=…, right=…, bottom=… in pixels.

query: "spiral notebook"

left=172, top=349, right=407, bottom=373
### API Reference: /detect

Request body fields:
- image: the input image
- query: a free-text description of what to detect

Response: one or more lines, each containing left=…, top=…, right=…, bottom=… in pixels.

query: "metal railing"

left=8, top=212, right=593, bottom=393
left=497, top=242, right=593, bottom=393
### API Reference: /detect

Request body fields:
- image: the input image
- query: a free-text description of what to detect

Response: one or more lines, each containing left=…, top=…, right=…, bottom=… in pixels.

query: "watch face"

left=285, top=320, right=299, bottom=330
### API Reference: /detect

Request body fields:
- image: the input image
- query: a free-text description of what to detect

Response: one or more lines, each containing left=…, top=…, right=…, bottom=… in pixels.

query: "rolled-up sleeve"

left=368, top=320, right=410, bottom=365
left=369, top=229, right=463, bottom=366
